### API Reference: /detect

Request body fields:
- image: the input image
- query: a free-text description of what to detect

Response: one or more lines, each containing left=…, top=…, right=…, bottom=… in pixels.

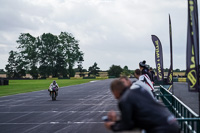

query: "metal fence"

left=158, top=85, right=200, bottom=133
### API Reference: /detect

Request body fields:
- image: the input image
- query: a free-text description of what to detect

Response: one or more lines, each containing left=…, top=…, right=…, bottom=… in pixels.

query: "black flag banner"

left=186, top=0, right=199, bottom=91
left=167, top=15, right=173, bottom=85
left=152, top=35, right=164, bottom=81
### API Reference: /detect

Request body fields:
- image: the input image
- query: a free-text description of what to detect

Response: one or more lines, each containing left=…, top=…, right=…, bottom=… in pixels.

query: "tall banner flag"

left=186, top=0, right=199, bottom=91
left=152, top=35, right=164, bottom=81
left=167, top=14, right=173, bottom=85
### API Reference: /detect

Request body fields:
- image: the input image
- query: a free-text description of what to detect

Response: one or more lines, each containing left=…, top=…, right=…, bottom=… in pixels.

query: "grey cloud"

left=0, top=0, right=53, bottom=31
left=0, top=0, right=193, bottom=70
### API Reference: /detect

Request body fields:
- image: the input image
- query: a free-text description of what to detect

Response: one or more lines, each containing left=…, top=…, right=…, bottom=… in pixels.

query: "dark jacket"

left=111, top=88, right=179, bottom=132
left=150, top=70, right=155, bottom=82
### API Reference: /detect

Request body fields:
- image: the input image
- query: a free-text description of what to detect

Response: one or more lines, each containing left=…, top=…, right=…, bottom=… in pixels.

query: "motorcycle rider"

left=48, top=80, right=59, bottom=96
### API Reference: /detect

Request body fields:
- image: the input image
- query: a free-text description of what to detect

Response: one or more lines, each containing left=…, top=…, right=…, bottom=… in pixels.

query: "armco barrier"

left=108, top=76, right=116, bottom=78
left=70, top=77, right=83, bottom=79
left=154, top=78, right=187, bottom=85
left=0, top=78, right=9, bottom=85
left=158, top=85, right=200, bottom=133
left=178, top=78, right=187, bottom=82
left=58, top=77, right=70, bottom=79
left=46, top=77, right=58, bottom=80
left=3, top=79, right=9, bottom=85
left=83, top=77, right=96, bottom=79
left=96, top=76, right=108, bottom=79
left=173, top=78, right=178, bottom=82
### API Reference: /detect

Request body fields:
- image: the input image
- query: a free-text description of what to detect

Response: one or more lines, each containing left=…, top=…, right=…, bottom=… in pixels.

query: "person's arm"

left=110, top=100, right=134, bottom=131
left=49, top=83, right=52, bottom=88
left=56, top=83, right=59, bottom=88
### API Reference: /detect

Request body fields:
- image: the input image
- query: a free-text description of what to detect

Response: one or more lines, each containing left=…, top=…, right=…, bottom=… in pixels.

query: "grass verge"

left=0, top=79, right=106, bottom=97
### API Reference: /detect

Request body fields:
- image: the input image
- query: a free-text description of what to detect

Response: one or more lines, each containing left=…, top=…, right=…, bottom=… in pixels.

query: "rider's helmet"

left=53, top=80, right=56, bottom=85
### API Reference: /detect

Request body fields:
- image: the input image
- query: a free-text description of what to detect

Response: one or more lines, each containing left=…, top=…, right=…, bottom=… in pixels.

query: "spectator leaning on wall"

left=104, top=79, right=180, bottom=133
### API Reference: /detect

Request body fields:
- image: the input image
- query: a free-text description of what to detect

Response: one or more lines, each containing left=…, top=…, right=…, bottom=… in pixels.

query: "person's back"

left=134, top=69, right=154, bottom=92
left=116, top=87, right=180, bottom=133
left=106, top=80, right=180, bottom=133
left=139, top=74, right=154, bottom=91
left=130, top=80, right=154, bottom=98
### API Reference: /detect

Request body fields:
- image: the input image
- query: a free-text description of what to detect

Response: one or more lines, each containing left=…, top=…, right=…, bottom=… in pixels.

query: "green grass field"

left=0, top=79, right=105, bottom=97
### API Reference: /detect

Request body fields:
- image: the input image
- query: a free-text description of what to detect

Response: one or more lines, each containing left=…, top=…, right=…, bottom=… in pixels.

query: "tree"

left=59, top=32, right=83, bottom=77
left=14, top=54, right=27, bottom=78
left=37, top=33, right=60, bottom=77
left=77, top=56, right=84, bottom=77
left=164, top=68, right=169, bottom=72
left=5, top=51, right=26, bottom=78
left=174, top=68, right=181, bottom=72
left=6, top=32, right=84, bottom=78
left=54, top=50, right=68, bottom=77
left=5, top=51, right=17, bottom=78
left=180, top=69, right=186, bottom=72
left=88, top=62, right=100, bottom=77
left=0, top=69, right=5, bottom=73
left=17, top=33, right=38, bottom=79
left=122, top=66, right=130, bottom=76
left=108, top=65, right=123, bottom=77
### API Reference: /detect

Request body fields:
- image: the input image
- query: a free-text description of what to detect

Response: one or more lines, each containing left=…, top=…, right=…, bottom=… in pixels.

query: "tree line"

left=5, top=32, right=83, bottom=79
left=4, top=32, right=186, bottom=79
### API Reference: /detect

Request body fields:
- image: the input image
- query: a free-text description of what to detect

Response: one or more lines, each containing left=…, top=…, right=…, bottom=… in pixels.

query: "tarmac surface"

left=173, top=82, right=199, bottom=115
left=0, top=79, right=198, bottom=133
left=0, top=79, right=118, bottom=133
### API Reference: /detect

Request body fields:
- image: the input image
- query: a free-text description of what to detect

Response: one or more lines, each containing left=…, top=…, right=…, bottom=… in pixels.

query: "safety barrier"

left=0, top=78, right=9, bottom=85
left=83, top=77, right=96, bottom=79
left=154, top=78, right=188, bottom=86
left=178, top=78, right=187, bottom=82
left=158, top=85, right=200, bottom=133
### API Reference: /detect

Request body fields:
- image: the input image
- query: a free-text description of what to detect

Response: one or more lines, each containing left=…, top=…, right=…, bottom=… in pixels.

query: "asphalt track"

left=0, top=79, right=198, bottom=133
left=173, top=82, right=199, bottom=115
left=0, top=79, right=117, bottom=133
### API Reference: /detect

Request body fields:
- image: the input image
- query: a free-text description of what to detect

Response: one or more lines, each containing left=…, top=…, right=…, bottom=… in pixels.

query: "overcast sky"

left=0, top=0, right=194, bottom=71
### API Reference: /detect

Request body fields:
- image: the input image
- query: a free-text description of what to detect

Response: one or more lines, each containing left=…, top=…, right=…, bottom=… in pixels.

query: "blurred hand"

left=108, top=110, right=117, bottom=122
left=104, top=121, right=114, bottom=130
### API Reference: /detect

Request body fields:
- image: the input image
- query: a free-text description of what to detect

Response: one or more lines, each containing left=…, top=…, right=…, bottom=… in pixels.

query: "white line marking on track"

left=0, top=104, right=116, bottom=106
left=0, top=111, right=119, bottom=113
left=67, top=121, right=104, bottom=124
left=50, top=122, right=60, bottom=124
left=90, top=81, right=98, bottom=83
left=0, top=122, right=104, bottom=125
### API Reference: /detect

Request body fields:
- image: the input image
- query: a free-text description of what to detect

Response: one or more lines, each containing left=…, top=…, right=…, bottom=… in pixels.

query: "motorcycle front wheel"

left=52, top=92, right=56, bottom=101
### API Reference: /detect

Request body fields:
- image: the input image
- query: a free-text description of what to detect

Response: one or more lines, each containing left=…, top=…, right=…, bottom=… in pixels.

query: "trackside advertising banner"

left=186, top=0, right=199, bottom=91
left=151, top=35, right=164, bottom=81
left=167, top=15, right=173, bottom=85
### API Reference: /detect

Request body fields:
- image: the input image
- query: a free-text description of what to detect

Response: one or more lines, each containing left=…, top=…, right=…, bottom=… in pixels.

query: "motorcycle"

left=49, top=87, right=57, bottom=101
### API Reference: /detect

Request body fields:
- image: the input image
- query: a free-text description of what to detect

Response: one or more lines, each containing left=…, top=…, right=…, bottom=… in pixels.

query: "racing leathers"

left=49, top=83, right=59, bottom=96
